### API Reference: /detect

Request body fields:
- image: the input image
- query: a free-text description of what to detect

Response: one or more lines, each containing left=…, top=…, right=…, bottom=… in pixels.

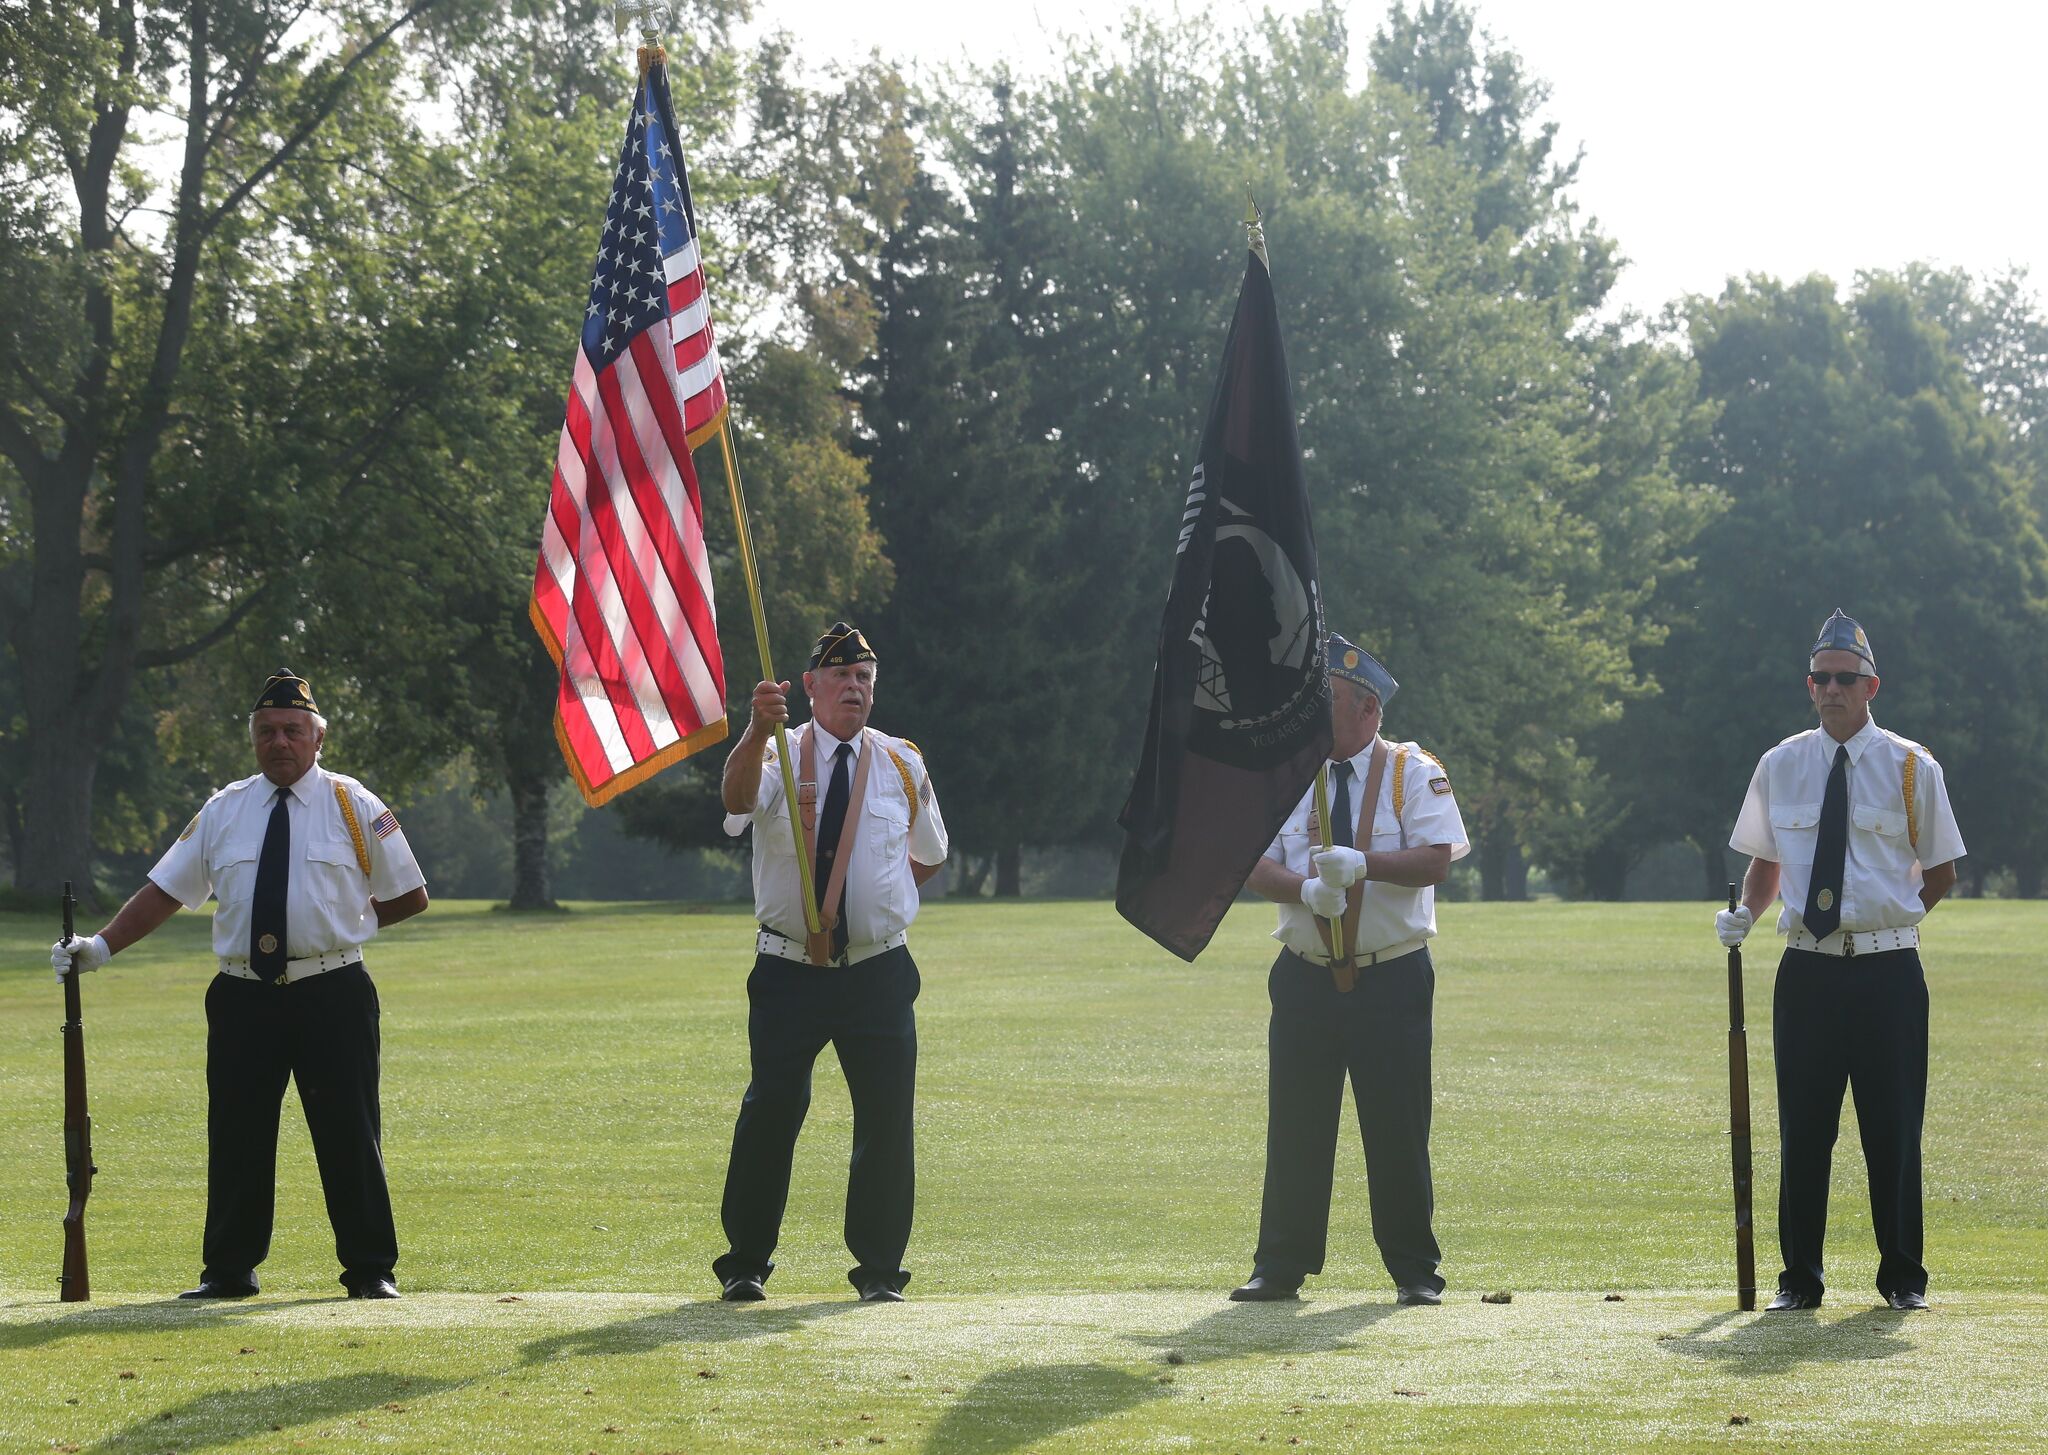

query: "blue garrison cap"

left=1810, top=607, right=1875, bottom=671
left=1328, top=634, right=1398, bottom=706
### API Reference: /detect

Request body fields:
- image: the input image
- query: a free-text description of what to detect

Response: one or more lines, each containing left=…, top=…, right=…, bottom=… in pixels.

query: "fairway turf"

left=4, top=898, right=2045, bottom=1451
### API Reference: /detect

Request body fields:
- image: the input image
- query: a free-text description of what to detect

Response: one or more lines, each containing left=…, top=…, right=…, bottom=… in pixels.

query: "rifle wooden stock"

left=1726, top=881, right=1756, bottom=1312
left=60, top=880, right=94, bottom=1303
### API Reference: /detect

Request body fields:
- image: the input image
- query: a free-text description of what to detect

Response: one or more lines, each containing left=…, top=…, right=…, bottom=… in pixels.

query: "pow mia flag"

left=1116, top=233, right=1331, bottom=961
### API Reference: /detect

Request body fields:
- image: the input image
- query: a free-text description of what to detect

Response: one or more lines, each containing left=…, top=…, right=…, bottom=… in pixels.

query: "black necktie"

left=816, top=743, right=852, bottom=958
left=1330, top=761, right=1355, bottom=849
left=250, top=788, right=291, bottom=983
left=1804, top=744, right=1849, bottom=940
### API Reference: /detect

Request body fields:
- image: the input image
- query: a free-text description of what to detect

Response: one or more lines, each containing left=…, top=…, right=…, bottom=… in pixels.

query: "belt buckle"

left=1843, top=933, right=1856, bottom=959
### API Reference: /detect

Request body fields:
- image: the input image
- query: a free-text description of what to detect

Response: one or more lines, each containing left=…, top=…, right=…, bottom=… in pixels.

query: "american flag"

left=530, top=60, right=730, bottom=806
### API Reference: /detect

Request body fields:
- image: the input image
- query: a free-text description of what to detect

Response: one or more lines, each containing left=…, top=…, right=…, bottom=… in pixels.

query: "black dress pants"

left=1772, top=947, right=1929, bottom=1301
left=202, top=964, right=398, bottom=1292
left=713, top=946, right=920, bottom=1294
left=1252, top=947, right=1443, bottom=1292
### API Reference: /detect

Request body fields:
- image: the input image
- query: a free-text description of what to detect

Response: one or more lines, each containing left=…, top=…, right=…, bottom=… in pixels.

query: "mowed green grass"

left=2, top=898, right=2045, bottom=1453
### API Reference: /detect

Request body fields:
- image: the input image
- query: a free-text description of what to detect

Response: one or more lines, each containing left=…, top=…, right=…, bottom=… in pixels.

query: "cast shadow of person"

left=518, top=1298, right=859, bottom=1366
left=88, top=1370, right=459, bottom=1455
left=1660, top=1306, right=1917, bottom=1375
left=923, top=1296, right=1403, bottom=1455
left=0, top=1297, right=336, bottom=1353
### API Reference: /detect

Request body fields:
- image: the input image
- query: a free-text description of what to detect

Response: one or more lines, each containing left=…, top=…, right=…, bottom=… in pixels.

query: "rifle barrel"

left=1726, top=881, right=1756, bottom=1312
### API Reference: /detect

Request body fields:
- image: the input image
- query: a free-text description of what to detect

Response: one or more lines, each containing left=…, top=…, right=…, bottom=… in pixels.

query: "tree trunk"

left=1478, top=834, right=1507, bottom=902
left=1698, top=839, right=1729, bottom=899
left=956, top=853, right=991, bottom=898
left=505, top=770, right=558, bottom=911
left=1584, top=845, right=1629, bottom=901
left=1503, top=844, right=1529, bottom=901
left=994, top=843, right=1022, bottom=897
left=17, top=726, right=99, bottom=900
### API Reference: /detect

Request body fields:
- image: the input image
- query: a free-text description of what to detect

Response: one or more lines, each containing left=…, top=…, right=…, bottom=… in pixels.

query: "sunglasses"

left=1808, top=671, right=1870, bottom=687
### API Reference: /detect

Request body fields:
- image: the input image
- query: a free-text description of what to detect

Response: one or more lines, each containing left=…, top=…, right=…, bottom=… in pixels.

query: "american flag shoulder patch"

left=370, top=809, right=399, bottom=840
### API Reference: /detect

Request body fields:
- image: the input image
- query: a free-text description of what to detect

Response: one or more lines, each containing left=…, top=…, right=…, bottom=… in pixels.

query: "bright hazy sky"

left=746, top=0, right=2047, bottom=318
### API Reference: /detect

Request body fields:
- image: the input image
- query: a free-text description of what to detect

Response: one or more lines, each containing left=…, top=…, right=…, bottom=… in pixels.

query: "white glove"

left=52, top=934, right=110, bottom=983
left=1313, top=846, right=1368, bottom=888
left=1300, top=875, right=1346, bottom=919
left=1715, top=907, right=1753, bottom=948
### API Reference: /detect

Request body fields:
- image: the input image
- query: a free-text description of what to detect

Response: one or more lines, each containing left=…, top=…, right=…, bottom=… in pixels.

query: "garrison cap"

left=1809, top=608, right=1875, bottom=671
left=253, top=667, right=318, bottom=714
left=808, top=622, right=878, bottom=671
left=1327, top=634, right=1398, bottom=707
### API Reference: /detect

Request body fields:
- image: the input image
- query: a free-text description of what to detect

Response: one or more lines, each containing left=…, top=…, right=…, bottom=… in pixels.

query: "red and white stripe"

left=531, top=314, right=729, bottom=804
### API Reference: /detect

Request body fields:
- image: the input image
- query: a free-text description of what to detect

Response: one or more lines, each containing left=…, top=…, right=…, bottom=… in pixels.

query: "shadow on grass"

left=1661, top=1306, right=1917, bottom=1371
left=1135, top=1294, right=1402, bottom=1362
left=89, top=1371, right=459, bottom=1454
left=921, top=1363, right=1168, bottom=1455
left=923, top=1295, right=1402, bottom=1454
left=0, top=1298, right=336, bottom=1352
left=519, top=1299, right=859, bottom=1364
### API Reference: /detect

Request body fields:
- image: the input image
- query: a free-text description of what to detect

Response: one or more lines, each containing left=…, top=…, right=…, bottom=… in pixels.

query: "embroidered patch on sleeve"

left=1429, top=776, right=1452, bottom=795
left=178, top=813, right=200, bottom=841
left=370, top=809, right=399, bottom=840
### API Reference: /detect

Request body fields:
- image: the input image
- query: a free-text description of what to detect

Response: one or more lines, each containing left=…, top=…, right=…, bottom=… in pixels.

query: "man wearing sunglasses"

left=1716, top=609, right=1964, bottom=1312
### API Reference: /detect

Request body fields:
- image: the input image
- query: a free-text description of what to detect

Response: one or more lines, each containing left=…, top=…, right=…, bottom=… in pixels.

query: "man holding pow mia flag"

left=49, top=669, right=429, bottom=1300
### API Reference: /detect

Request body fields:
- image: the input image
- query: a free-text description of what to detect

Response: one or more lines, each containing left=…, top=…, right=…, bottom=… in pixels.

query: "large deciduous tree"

left=0, top=0, right=491, bottom=896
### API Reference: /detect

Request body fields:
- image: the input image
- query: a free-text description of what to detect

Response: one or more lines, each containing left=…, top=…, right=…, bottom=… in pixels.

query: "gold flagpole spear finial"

left=1244, top=188, right=1268, bottom=269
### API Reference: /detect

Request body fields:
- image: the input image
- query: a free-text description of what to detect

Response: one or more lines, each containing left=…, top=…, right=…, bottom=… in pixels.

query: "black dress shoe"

left=1766, top=1289, right=1821, bottom=1311
left=348, top=1277, right=400, bottom=1300
left=178, top=1276, right=259, bottom=1300
left=859, top=1283, right=906, bottom=1303
left=1228, top=1275, right=1301, bottom=1302
left=719, top=1276, right=766, bottom=1302
left=1886, top=1289, right=1929, bottom=1311
left=1396, top=1286, right=1443, bottom=1306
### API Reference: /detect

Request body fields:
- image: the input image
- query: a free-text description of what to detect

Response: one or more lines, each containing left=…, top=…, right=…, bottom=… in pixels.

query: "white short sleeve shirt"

left=1265, top=738, right=1470, bottom=960
left=723, top=723, right=948, bottom=944
left=1729, top=717, right=1965, bottom=938
left=149, top=763, right=427, bottom=962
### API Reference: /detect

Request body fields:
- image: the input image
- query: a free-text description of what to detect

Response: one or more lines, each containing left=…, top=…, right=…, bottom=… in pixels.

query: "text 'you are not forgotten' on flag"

left=530, top=56, right=731, bottom=806
left=1116, top=232, right=1332, bottom=961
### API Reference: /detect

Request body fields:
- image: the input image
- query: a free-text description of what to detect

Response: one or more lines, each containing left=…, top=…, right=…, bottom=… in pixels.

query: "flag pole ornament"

left=1244, top=190, right=1268, bottom=269
left=1810, top=607, right=1875, bottom=671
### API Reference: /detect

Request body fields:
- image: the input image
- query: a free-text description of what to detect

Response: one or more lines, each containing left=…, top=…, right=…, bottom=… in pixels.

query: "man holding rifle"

left=1230, top=636, right=1468, bottom=1306
left=49, top=668, right=428, bottom=1300
left=715, top=623, right=948, bottom=1305
left=1716, top=610, right=1963, bottom=1311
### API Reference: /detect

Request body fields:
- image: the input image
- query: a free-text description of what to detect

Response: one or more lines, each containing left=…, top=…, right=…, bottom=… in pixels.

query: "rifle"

left=59, top=880, right=95, bottom=1302
left=1726, top=881, right=1756, bottom=1312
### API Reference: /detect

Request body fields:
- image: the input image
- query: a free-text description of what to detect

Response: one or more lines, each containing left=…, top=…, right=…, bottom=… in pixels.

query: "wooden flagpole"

left=714, top=417, right=823, bottom=937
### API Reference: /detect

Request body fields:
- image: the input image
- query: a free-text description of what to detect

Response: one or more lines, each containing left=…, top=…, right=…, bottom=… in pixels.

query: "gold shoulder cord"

left=1901, top=753, right=1919, bottom=851
left=1392, top=747, right=1410, bottom=823
left=333, top=782, right=372, bottom=875
left=883, top=746, right=919, bottom=830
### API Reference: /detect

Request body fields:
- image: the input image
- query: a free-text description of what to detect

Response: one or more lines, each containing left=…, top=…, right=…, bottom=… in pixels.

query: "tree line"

left=6, top=0, right=2045, bottom=907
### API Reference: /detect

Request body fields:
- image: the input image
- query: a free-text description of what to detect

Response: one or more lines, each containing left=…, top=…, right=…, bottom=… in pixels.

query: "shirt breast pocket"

left=1770, top=803, right=1822, bottom=864
left=306, top=836, right=366, bottom=907
left=865, top=793, right=911, bottom=858
left=211, top=836, right=264, bottom=907
left=1852, top=803, right=1913, bottom=865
